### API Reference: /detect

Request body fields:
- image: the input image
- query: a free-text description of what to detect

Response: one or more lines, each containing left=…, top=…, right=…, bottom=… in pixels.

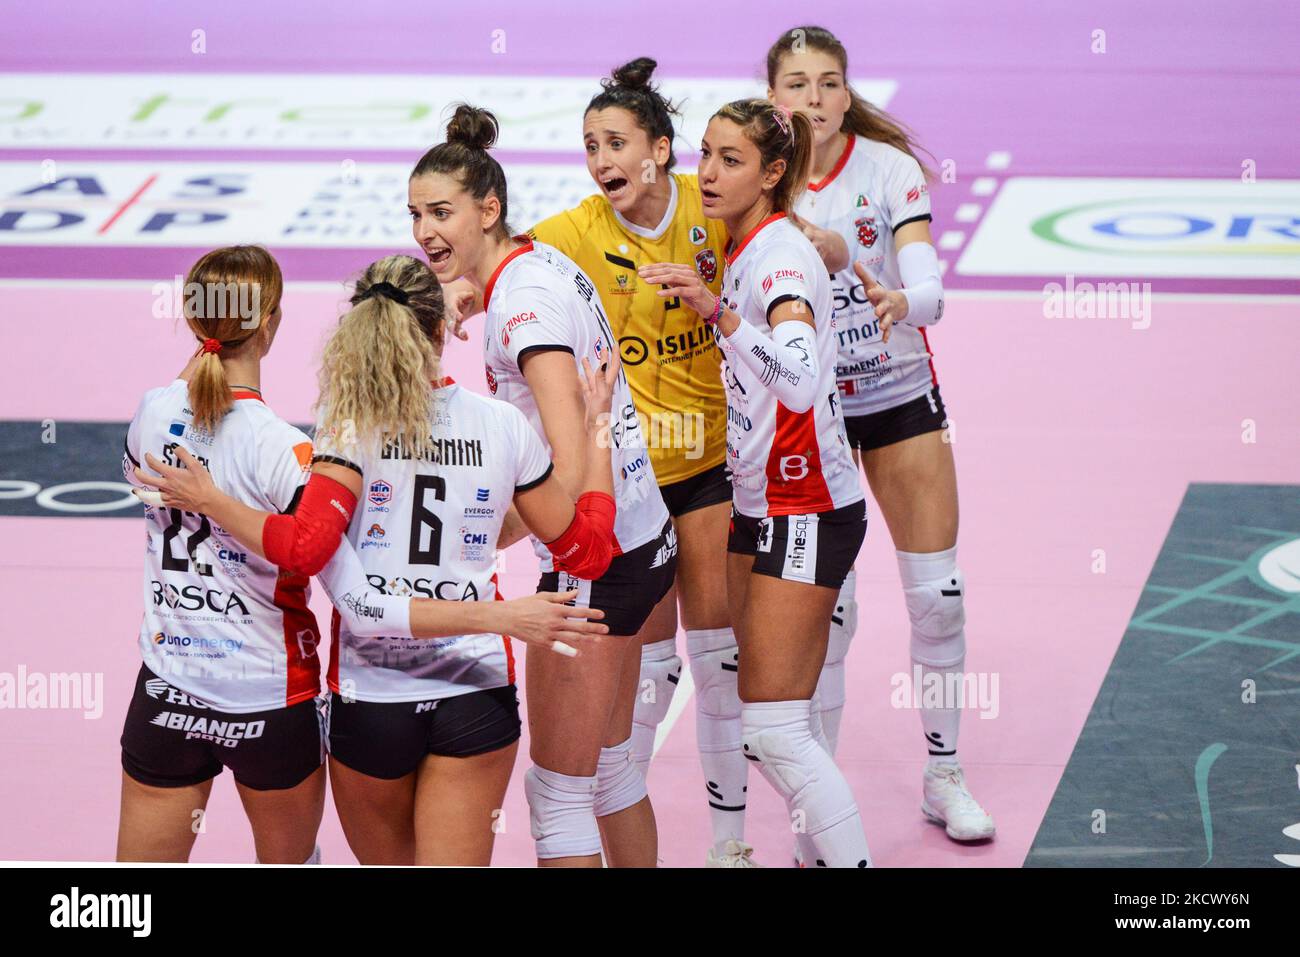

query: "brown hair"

left=766, top=25, right=935, bottom=179
left=712, top=98, right=814, bottom=215
left=410, top=104, right=511, bottom=238
left=315, top=255, right=445, bottom=460
left=183, top=245, right=283, bottom=432
left=586, top=57, right=682, bottom=171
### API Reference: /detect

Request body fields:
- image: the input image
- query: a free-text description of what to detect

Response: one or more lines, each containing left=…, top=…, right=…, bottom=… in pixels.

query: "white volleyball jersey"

left=718, top=214, right=862, bottom=518
left=123, top=380, right=321, bottom=713
left=793, top=134, right=939, bottom=415
left=482, top=239, right=669, bottom=567
left=313, top=379, right=552, bottom=703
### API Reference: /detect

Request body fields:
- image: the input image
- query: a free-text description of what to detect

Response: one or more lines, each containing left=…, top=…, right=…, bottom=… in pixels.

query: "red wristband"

left=263, top=473, right=357, bottom=575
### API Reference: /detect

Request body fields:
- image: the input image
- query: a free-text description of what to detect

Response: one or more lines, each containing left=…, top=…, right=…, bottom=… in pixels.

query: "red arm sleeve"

left=544, top=491, right=616, bottom=581
left=262, top=473, right=357, bottom=575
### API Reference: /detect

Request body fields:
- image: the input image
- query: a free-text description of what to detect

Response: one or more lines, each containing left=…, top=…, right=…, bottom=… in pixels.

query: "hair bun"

left=608, top=57, right=658, bottom=92
left=445, top=104, right=499, bottom=151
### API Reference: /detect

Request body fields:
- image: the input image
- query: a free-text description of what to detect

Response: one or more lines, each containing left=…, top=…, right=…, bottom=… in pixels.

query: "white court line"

left=652, top=659, right=694, bottom=758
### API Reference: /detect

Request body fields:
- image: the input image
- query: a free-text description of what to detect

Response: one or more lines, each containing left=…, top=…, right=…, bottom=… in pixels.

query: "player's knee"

left=687, top=632, right=740, bottom=719
left=740, top=705, right=816, bottom=803
left=593, top=737, right=647, bottom=818
left=904, top=568, right=966, bottom=666
left=523, top=765, right=601, bottom=859
left=633, top=640, right=681, bottom=727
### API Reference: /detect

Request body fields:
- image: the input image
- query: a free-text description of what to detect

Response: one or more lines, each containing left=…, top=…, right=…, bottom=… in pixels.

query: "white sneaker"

left=922, top=764, right=996, bottom=841
left=706, top=839, right=763, bottom=868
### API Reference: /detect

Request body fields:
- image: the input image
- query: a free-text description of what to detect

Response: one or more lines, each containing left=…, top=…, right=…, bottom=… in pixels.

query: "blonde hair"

left=713, top=98, right=814, bottom=215
left=316, top=255, right=445, bottom=460
left=767, top=25, right=935, bottom=179
left=184, top=245, right=283, bottom=432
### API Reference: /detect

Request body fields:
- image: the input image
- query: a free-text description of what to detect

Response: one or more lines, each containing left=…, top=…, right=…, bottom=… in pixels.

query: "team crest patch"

left=485, top=365, right=498, bottom=395
left=368, top=480, right=392, bottom=506
left=689, top=225, right=707, bottom=245
left=855, top=215, right=878, bottom=248
left=694, top=249, right=718, bottom=284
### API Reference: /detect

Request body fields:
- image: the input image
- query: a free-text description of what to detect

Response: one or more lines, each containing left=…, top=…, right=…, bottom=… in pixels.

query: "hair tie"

left=771, top=105, right=793, bottom=139
left=201, top=338, right=221, bottom=354
left=362, top=281, right=410, bottom=306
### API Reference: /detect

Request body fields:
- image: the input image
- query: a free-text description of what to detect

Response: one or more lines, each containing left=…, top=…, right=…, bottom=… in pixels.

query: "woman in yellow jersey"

left=446, top=59, right=757, bottom=866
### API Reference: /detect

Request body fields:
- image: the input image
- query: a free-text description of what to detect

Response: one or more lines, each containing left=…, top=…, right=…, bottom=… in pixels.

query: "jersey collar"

left=229, top=388, right=264, bottom=403
left=432, top=376, right=456, bottom=390
left=612, top=173, right=678, bottom=241
left=725, top=211, right=787, bottom=265
left=807, top=134, right=855, bottom=193
left=482, top=238, right=534, bottom=312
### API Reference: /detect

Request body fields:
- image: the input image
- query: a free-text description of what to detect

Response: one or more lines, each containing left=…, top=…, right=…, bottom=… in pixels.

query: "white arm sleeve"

left=719, top=315, right=821, bottom=413
left=315, top=536, right=414, bottom=639
left=897, top=242, right=945, bottom=327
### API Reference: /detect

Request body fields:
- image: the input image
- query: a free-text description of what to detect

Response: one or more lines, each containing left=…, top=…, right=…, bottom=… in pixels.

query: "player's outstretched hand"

left=135, top=447, right=218, bottom=514
left=637, top=262, right=714, bottom=318
left=853, top=261, right=909, bottom=344
left=498, top=590, right=608, bottom=658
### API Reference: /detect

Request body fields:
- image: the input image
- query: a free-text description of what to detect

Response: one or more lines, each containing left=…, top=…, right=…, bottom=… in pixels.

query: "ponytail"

left=315, top=255, right=445, bottom=461
left=712, top=99, right=814, bottom=215
left=182, top=245, right=282, bottom=433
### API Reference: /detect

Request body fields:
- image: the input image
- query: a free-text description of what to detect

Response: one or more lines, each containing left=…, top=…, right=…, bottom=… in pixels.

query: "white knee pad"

left=830, top=569, right=858, bottom=657
left=523, top=765, right=601, bottom=860
left=593, top=737, right=648, bottom=818
left=741, top=701, right=855, bottom=829
left=903, top=568, right=967, bottom=667
left=687, top=629, right=741, bottom=721
left=634, top=638, right=682, bottom=729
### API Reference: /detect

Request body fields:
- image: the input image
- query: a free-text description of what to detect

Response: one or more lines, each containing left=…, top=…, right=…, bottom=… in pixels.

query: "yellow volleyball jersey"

left=528, top=173, right=729, bottom=485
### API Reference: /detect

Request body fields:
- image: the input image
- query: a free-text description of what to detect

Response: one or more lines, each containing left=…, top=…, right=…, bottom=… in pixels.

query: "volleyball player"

left=442, top=60, right=857, bottom=865
left=641, top=100, right=872, bottom=867
left=135, top=254, right=617, bottom=866
left=767, top=25, right=994, bottom=841
left=117, top=245, right=327, bottom=864
left=408, top=105, right=676, bottom=867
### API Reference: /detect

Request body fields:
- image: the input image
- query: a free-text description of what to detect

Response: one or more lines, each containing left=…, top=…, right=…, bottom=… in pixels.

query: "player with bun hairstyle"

left=135, top=252, right=617, bottom=866
left=441, top=58, right=858, bottom=867
left=641, top=99, right=873, bottom=867
left=408, top=104, right=676, bottom=867
left=767, top=25, right=995, bottom=844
